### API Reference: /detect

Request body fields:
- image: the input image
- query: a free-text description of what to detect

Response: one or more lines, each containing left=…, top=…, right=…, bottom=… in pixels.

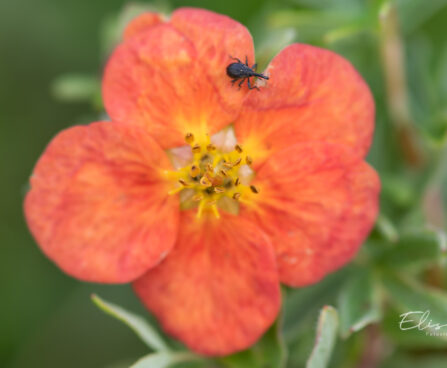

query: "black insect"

left=226, top=56, right=269, bottom=90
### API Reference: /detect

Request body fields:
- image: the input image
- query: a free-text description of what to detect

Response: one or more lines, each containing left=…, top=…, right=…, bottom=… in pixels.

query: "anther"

left=200, top=176, right=212, bottom=187
left=206, top=163, right=214, bottom=173
left=220, top=169, right=228, bottom=177
left=206, top=144, right=216, bottom=152
left=234, top=177, right=240, bottom=186
left=179, top=179, right=189, bottom=186
left=233, top=158, right=242, bottom=166
left=246, top=156, right=253, bottom=165
left=190, top=165, right=200, bottom=177
left=250, top=185, right=259, bottom=194
left=222, top=162, right=233, bottom=169
left=185, top=133, right=194, bottom=144
left=192, top=144, right=201, bottom=154
left=214, top=186, right=225, bottom=193
left=235, top=144, right=243, bottom=153
left=233, top=192, right=241, bottom=200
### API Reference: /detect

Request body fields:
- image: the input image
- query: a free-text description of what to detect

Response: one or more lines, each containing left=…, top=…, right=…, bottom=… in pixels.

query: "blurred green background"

left=2, top=0, right=447, bottom=367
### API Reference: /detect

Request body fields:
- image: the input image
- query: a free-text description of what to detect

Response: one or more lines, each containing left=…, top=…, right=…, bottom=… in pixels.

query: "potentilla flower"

left=24, top=8, right=380, bottom=356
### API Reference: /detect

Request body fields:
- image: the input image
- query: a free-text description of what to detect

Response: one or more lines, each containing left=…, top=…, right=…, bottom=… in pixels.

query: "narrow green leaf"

left=220, top=318, right=288, bottom=368
left=284, top=268, right=350, bottom=342
left=396, top=0, right=447, bottom=34
left=376, top=231, right=446, bottom=269
left=375, top=213, right=399, bottom=243
left=338, top=270, right=382, bottom=337
left=51, top=74, right=99, bottom=102
left=306, top=306, right=339, bottom=368
left=91, top=294, right=168, bottom=351
left=381, top=352, right=447, bottom=368
left=130, top=351, right=201, bottom=368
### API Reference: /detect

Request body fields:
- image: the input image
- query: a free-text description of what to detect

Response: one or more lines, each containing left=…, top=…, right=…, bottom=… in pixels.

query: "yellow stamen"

left=211, top=204, right=220, bottom=219
left=185, top=132, right=194, bottom=144
left=192, top=193, right=204, bottom=202
left=250, top=185, right=259, bottom=194
left=190, top=165, right=200, bottom=178
left=179, top=179, right=189, bottom=186
left=168, top=186, right=184, bottom=195
left=222, top=162, right=233, bottom=169
left=200, top=176, right=212, bottom=187
left=167, top=131, right=259, bottom=219
left=197, top=200, right=205, bottom=218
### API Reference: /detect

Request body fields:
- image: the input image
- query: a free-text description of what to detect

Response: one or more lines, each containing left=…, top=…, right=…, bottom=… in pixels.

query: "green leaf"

left=268, top=9, right=360, bottom=42
left=382, top=273, right=447, bottom=341
left=338, top=270, right=382, bottom=337
left=255, top=28, right=297, bottom=71
left=220, top=319, right=287, bottom=368
left=284, top=268, right=350, bottom=342
left=375, top=231, right=446, bottom=269
left=51, top=74, right=100, bottom=102
left=396, top=0, right=447, bottom=34
left=99, top=1, right=171, bottom=58
left=130, top=351, right=201, bottom=368
left=380, top=352, right=447, bottom=368
left=91, top=294, right=169, bottom=351
left=375, top=213, right=399, bottom=243
left=306, top=306, right=339, bottom=368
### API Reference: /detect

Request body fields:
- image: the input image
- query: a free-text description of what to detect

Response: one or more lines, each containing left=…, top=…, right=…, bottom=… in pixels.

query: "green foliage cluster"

left=2, top=0, right=447, bottom=367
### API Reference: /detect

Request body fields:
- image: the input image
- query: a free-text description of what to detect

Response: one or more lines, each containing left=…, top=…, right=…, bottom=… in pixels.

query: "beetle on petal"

left=226, top=55, right=269, bottom=90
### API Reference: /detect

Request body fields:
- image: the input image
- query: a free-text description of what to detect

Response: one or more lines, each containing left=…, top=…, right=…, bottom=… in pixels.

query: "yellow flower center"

left=165, top=130, right=259, bottom=218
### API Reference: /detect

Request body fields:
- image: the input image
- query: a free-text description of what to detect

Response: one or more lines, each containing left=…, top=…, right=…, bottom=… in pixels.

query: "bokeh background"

left=2, top=0, right=447, bottom=367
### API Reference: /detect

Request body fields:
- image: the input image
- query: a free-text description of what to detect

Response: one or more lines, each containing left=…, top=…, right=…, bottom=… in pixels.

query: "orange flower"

left=24, top=8, right=380, bottom=356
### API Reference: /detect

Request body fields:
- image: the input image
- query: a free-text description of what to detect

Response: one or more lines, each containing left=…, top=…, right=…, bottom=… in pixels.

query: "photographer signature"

left=399, top=310, right=447, bottom=331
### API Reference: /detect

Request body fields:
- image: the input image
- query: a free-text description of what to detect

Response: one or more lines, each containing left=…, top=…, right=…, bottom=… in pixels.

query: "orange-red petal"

left=235, top=44, right=374, bottom=167
left=103, top=8, right=254, bottom=149
left=241, top=142, right=379, bottom=287
left=24, top=122, right=179, bottom=283
left=123, top=12, right=163, bottom=40
left=133, top=211, right=280, bottom=356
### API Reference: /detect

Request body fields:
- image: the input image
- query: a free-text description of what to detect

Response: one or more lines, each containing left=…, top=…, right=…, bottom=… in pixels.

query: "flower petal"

left=170, top=7, right=255, bottom=88
left=24, top=122, right=179, bottom=283
left=241, top=142, right=379, bottom=287
left=133, top=211, right=280, bottom=356
left=235, top=44, right=374, bottom=167
left=123, top=12, right=163, bottom=40
left=104, top=8, right=254, bottom=149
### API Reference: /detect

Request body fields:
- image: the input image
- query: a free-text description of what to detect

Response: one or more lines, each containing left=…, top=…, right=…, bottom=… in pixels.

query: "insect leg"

left=247, top=77, right=260, bottom=91
left=229, top=55, right=242, bottom=63
left=251, top=63, right=257, bottom=71
left=245, top=55, right=249, bottom=66
left=238, top=78, right=245, bottom=90
left=231, top=79, right=238, bottom=85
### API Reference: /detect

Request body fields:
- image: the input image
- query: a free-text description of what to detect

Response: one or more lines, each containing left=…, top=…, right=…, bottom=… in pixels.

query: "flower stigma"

left=165, top=130, right=259, bottom=219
